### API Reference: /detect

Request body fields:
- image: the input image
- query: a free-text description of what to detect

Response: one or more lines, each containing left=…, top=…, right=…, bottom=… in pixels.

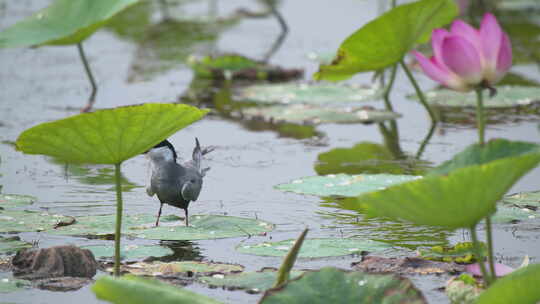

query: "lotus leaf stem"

left=77, top=43, right=97, bottom=113
left=114, top=162, right=124, bottom=277
left=470, top=226, right=492, bottom=286
left=415, top=121, right=436, bottom=159
left=475, top=88, right=485, bottom=146
left=399, top=60, right=438, bottom=123
left=485, top=216, right=496, bottom=283
left=274, top=228, right=308, bottom=288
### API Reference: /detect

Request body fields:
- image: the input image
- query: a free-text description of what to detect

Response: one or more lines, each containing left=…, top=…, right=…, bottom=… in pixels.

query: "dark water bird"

left=145, top=138, right=212, bottom=226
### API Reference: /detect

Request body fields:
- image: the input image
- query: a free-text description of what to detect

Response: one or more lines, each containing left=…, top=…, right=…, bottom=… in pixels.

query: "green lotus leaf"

left=0, top=209, right=73, bottom=233
left=234, top=83, right=382, bottom=105
left=275, top=174, right=421, bottom=197
left=315, top=142, right=428, bottom=175
left=412, top=86, right=540, bottom=109
left=117, top=261, right=243, bottom=276
left=476, top=263, right=540, bottom=304
left=0, top=236, right=32, bottom=255
left=236, top=238, right=391, bottom=258
left=429, top=139, right=540, bottom=176
left=93, top=275, right=223, bottom=304
left=0, top=194, right=36, bottom=209
left=16, top=103, right=208, bottom=165
left=315, top=0, right=457, bottom=81
left=49, top=214, right=274, bottom=240
left=352, top=151, right=540, bottom=229
left=82, top=244, right=173, bottom=261
left=199, top=269, right=304, bottom=292
left=0, top=0, right=139, bottom=48
left=260, top=267, right=426, bottom=304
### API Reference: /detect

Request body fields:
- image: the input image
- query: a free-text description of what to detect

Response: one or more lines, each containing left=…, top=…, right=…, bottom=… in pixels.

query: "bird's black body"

left=145, top=138, right=211, bottom=226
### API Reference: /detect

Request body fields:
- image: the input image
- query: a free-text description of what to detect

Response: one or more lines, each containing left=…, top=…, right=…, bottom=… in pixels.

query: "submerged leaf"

left=234, top=83, right=382, bottom=105
left=260, top=267, right=426, bottom=304
left=116, top=261, right=243, bottom=276
left=241, top=105, right=400, bottom=125
left=92, top=275, right=223, bottom=304
left=0, top=277, right=31, bottom=293
left=315, top=0, right=457, bottom=80
left=16, top=104, right=208, bottom=165
left=0, top=0, right=139, bottom=47
left=276, top=174, right=420, bottom=197
left=236, top=238, right=390, bottom=258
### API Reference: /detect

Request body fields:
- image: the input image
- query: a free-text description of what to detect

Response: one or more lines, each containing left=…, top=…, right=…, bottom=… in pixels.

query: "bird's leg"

left=184, top=208, right=189, bottom=227
left=155, top=203, right=163, bottom=227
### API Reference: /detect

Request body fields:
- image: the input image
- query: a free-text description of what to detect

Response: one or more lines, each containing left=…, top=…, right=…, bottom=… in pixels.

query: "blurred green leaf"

left=260, top=267, right=426, bottom=304
left=352, top=149, right=540, bottom=229
left=93, top=275, right=223, bottom=304
left=0, top=0, right=139, bottom=47
left=476, top=263, right=540, bottom=304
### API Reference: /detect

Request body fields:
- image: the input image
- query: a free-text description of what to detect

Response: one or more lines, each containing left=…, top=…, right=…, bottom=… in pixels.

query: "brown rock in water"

left=11, top=245, right=98, bottom=280
left=353, top=256, right=465, bottom=275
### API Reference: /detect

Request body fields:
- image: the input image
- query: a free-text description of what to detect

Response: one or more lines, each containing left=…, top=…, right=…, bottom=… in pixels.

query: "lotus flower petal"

left=412, top=51, right=467, bottom=91
left=466, top=262, right=514, bottom=277
left=442, top=36, right=483, bottom=84
left=432, top=29, right=450, bottom=65
left=451, top=20, right=481, bottom=55
left=494, top=32, right=512, bottom=82
left=480, top=13, right=503, bottom=69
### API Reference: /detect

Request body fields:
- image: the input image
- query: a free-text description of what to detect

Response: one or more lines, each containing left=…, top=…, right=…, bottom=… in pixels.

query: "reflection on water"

left=158, top=240, right=203, bottom=262
left=320, top=198, right=452, bottom=250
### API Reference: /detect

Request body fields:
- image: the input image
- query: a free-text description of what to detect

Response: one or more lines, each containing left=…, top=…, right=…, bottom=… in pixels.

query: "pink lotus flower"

left=413, top=13, right=512, bottom=92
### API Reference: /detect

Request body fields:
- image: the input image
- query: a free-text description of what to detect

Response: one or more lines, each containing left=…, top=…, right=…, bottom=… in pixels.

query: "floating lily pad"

left=200, top=269, right=304, bottom=292
left=275, top=174, right=421, bottom=197
left=0, top=194, right=36, bottom=209
left=234, top=83, right=382, bottom=105
left=260, top=267, right=426, bottom=304
left=134, top=215, right=274, bottom=241
left=413, top=86, right=540, bottom=109
left=0, top=236, right=32, bottom=255
left=315, top=142, right=428, bottom=175
left=49, top=214, right=273, bottom=240
left=236, top=238, right=391, bottom=258
left=0, top=277, right=31, bottom=293
left=0, top=210, right=73, bottom=233
left=502, top=191, right=540, bottom=208
left=189, top=54, right=303, bottom=82
left=82, top=244, right=173, bottom=261
left=242, top=105, right=401, bottom=125
left=117, top=261, right=243, bottom=276
left=491, top=206, right=536, bottom=224
left=0, top=0, right=139, bottom=48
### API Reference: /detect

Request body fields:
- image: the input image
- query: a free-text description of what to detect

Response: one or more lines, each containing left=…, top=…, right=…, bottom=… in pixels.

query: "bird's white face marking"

left=147, top=146, right=175, bottom=163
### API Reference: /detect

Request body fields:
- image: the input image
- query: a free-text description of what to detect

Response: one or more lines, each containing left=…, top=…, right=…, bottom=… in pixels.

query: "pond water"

left=1, top=0, right=540, bottom=303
